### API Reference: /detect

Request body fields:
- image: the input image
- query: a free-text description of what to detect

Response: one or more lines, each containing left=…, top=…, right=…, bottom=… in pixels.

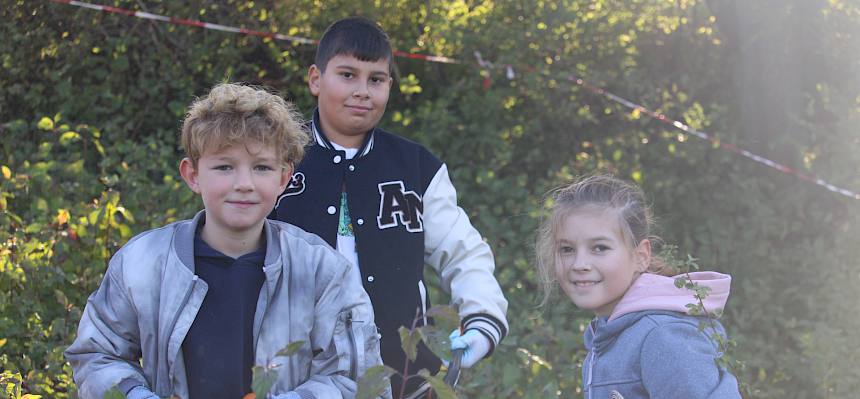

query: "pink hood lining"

left=608, top=271, right=732, bottom=322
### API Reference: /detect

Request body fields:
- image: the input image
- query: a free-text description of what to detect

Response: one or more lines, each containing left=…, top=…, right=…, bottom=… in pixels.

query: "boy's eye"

left=371, top=76, right=387, bottom=84
left=213, top=165, right=232, bottom=171
left=254, top=165, right=274, bottom=171
left=340, top=72, right=354, bottom=79
left=557, top=245, right=575, bottom=254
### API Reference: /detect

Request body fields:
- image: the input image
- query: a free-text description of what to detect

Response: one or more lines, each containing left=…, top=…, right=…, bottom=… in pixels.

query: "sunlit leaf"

left=56, top=209, right=70, bottom=225
left=37, top=117, right=54, bottom=130
left=59, top=131, right=81, bottom=145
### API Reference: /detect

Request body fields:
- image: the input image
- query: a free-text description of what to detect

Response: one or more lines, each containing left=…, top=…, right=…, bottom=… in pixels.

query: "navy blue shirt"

left=182, top=227, right=266, bottom=399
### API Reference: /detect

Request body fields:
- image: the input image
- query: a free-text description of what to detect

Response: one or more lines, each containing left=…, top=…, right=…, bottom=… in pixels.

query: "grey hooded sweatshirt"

left=582, top=272, right=741, bottom=399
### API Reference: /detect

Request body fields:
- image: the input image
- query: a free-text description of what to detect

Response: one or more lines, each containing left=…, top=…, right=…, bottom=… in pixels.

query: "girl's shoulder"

left=629, top=311, right=727, bottom=353
left=616, top=310, right=727, bottom=345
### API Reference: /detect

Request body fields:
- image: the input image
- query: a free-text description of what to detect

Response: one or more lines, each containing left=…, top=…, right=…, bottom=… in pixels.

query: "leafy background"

left=2, top=1, right=859, bottom=398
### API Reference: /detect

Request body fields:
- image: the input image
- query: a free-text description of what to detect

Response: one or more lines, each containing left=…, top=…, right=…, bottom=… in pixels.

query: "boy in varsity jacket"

left=270, top=17, right=509, bottom=397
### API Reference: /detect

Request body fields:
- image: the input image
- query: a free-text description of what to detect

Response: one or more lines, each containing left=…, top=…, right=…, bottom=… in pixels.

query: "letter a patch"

left=377, top=181, right=423, bottom=232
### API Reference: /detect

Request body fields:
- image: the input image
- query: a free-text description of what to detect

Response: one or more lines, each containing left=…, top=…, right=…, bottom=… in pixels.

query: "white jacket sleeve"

left=423, top=164, right=509, bottom=351
left=64, top=252, right=149, bottom=399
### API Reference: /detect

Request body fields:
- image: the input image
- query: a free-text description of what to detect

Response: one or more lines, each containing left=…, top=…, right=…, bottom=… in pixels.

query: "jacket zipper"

left=586, top=322, right=596, bottom=399
left=167, top=275, right=198, bottom=392
left=586, top=349, right=596, bottom=399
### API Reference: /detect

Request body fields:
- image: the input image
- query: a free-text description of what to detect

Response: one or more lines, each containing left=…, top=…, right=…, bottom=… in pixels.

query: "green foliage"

left=385, top=306, right=462, bottom=398
left=1, top=371, right=43, bottom=399
left=356, top=365, right=398, bottom=399
left=415, top=369, right=456, bottom=399
left=673, top=254, right=749, bottom=396
left=250, top=365, right=278, bottom=399
left=101, top=387, right=125, bottom=399
left=250, top=340, right=306, bottom=398
left=3, top=1, right=860, bottom=398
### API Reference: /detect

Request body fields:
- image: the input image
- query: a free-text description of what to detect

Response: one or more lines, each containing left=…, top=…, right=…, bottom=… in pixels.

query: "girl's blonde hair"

left=181, top=83, right=309, bottom=168
left=535, top=174, right=674, bottom=306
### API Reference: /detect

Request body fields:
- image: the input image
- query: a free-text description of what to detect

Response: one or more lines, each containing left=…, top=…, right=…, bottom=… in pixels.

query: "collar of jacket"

left=173, top=210, right=283, bottom=278
left=310, top=108, right=375, bottom=158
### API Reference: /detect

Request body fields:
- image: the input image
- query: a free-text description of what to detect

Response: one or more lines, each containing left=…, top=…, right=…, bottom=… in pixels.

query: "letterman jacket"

left=271, top=111, right=508, bottom=389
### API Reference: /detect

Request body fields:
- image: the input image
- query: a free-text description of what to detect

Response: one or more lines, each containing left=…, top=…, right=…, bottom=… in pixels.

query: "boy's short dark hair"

left=315, top=16, right=392, bottom=72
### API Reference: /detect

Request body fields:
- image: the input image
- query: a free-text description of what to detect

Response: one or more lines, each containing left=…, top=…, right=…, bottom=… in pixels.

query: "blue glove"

left=125, top=385, right=160, bottom=399
left=271, top=393, right=301, bottom=399
left=449, top=329, right=491, bottom=368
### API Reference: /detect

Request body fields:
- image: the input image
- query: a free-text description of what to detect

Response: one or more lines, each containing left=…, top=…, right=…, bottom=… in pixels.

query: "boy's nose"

left=233, top=169, right=254, bottom=191
left=352, top=83, right=370, bottom=98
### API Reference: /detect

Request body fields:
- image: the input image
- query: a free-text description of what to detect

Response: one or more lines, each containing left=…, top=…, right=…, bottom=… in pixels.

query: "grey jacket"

left=65, top=211, right=388, bottom=399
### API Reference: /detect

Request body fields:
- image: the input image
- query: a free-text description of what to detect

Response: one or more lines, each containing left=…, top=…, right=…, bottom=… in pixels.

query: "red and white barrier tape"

left=570, top=77, right=860, bottom=200
left=49, top=0, right=459, bottom=63
left=49, top=0, right=860, bottom=200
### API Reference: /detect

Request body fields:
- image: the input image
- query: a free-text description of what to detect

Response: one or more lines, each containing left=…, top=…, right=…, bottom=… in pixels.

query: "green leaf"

left=398, top=326, right=421, bottom=362
left=59, top=131, right=81, bottom=145
left=251, top=365, right=278, bottom=398
left=117, top=224, right=133, bottom=239
left=37, top=117, right=54, bottom=130
left=102, top=387, right=126, bottom=399
left=417, top=325, right=452, bottom=362
left=275, top=340, right=305, bottom=357
left=355, top=365, right=397, bottom=399
left=114, top=206, right=135, bottom=224
left=416, top=369, right=457, bottom=399
left=425, top=305, right=460, bottom=333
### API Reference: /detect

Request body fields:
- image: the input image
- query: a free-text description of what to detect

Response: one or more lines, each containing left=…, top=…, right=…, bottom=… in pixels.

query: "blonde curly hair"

left=181, top=83, right=309, bottom=168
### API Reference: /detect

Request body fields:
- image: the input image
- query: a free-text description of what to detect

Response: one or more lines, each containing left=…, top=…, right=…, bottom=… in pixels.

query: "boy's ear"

left=179, top=157, right=201, bottom=194
left=635, top=238, right=652, bottom=273
left=308, top=65, right=321, bottom=97
left=279, top=164, right=293, bottom=192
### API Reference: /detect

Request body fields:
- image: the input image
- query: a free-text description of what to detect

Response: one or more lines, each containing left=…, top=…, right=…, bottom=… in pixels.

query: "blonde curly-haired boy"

left=66, top=83, right=387, bottom=399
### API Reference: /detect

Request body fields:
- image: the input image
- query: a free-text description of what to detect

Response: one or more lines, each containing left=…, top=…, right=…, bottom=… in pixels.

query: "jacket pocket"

left=334, top=309, right=385, bottom=379
left=333, top=310, right=359, bottom=379
left=358, top=322, right=383, bottom=373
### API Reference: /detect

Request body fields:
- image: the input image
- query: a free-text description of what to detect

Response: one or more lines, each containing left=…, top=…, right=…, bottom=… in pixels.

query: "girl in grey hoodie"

left=536, top=174, right=741, bottom=399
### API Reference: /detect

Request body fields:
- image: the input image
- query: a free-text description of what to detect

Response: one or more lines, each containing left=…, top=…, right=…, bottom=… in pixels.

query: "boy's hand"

left=448, top=329, right=491, bottom=368
left=125, top=385, right=160, bottom=399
